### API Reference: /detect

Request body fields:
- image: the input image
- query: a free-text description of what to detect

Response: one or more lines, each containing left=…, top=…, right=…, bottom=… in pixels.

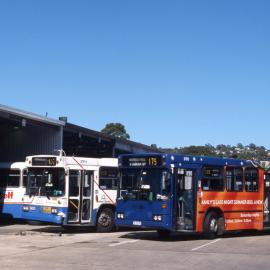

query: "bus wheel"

left=203, top=212, right=220, bottom=239
left=157, top=229, right=171, bottom=239
left=97, top=208, right=115, bottom=233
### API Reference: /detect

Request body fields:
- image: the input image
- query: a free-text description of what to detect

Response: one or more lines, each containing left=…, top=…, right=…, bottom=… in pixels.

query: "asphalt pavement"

left=0, top=223, right=270, bottom=270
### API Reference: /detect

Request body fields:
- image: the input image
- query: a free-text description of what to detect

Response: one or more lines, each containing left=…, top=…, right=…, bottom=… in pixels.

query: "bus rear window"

left=201, top=166, right=224, bottom=191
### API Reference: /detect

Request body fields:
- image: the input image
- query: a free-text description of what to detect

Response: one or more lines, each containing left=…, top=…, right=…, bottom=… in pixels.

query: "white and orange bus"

left=116, top=154, right=269, bottom=238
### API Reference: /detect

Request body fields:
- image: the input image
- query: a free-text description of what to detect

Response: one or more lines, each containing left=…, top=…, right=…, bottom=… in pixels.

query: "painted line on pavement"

left=191, top=238, right=221, bottom=251
left=109, top=240, right=138, bottom=247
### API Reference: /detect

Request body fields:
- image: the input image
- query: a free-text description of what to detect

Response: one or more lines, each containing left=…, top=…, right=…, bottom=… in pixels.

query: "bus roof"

left=119, top=153, right=257, bottom=168
left=0, top=162, right=26, bottom=169
left=25, top=155, right=118, bottom=167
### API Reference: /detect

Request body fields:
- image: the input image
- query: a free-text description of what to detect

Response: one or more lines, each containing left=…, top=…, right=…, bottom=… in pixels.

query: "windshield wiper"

left=43, top=188, right=51, bottom=200
left=29, top=187, right=38, bottom=197
left=45, top=191, right=51, bottom=200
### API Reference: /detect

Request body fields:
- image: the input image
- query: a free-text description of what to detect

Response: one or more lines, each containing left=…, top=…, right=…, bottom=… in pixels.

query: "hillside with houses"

left=157, top=143, right=270, bottom=167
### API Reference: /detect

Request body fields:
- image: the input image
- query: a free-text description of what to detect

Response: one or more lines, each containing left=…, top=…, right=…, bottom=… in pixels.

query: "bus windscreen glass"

left=26, top=168, right=65, bottom=197
left=119, top=168, right=170, bottom=200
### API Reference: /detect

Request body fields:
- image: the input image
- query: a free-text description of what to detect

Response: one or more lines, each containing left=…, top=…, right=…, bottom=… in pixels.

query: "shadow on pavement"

left=2, top=219, right=270, bottom=240
left=0, top=218, right=27, bottom=227
left=119, top=231, right=204, bottom=242
left=118, top=229, right=270, bottom=242
left=222, top=229, right=270, bottom=238
left=29, top=225, right=97, bottom=235
left=31, top=226, right=152, bottom=235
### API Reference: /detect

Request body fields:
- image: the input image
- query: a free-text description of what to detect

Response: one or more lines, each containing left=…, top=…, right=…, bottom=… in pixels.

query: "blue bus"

left=115, top=154, right=268, bottom=238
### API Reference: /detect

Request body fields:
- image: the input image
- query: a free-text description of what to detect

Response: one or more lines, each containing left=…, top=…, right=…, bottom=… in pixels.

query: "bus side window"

left=99, top=167, right=118, bottom=190
left=201, top=166, right=224, bottom=191
left=7, top=170, right=20, bottom=187
left=0, top=170, right=8, bottom=188
left=226, top=168, right=243, bottom=192
left=245, top=168, right=258, bottom=192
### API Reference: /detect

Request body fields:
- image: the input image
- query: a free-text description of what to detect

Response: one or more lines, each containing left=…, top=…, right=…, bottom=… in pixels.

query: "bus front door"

left=176, top=168, right=196, bottom=231
left=67, top=170, right=93, bottom=224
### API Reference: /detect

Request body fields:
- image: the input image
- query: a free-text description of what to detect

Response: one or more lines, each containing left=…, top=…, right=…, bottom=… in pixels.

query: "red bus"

left=116, top=154, right=270, bottom=238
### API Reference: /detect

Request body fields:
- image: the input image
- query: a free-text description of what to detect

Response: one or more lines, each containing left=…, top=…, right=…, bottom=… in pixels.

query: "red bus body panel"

left=196, top=169, right=264, bottom=232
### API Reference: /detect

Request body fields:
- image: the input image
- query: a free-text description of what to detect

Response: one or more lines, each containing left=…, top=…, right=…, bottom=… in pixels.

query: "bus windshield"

left=26, top=168, right=65, bottom=197
left=119, top=168, right=170, bottom=201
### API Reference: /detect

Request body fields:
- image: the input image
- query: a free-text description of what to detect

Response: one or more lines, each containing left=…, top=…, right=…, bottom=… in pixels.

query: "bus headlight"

left=153, top=215, right=162, bottom=222
left=51, top=208, right=58, bottom=214
left=117, top=213, right=125, bottom=219
left=22, top=205, right=30, bottom=212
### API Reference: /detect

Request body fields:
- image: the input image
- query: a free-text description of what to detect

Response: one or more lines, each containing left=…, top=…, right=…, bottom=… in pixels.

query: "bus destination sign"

left=32, top=157, right=57, bottom=166
left=122, top=156, right=162, bottom=167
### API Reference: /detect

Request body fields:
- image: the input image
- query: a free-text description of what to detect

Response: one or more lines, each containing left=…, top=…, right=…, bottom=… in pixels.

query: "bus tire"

left=96, top=208, right=115, bottom=233
left=217, top=216, right=225, bottom=236
left=157, top=229, right=171, bottom=239
left=203, top=211, right=219, bottom=239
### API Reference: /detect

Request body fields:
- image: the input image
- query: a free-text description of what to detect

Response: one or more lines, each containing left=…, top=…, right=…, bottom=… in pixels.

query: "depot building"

left=0, top=104, right=159, bottom=162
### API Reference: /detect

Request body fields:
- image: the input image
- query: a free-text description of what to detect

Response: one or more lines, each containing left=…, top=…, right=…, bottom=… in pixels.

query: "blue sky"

left=1, top=0, right=270, bottom=148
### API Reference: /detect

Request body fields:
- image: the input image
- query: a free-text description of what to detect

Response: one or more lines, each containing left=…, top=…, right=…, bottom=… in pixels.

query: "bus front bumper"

left=21, top=205, right=67, bottom=224
left=116, top=215, right=171, bottom=230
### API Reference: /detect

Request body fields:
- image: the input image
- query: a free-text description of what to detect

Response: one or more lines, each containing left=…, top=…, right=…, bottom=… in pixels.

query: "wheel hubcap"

left=99, top=214, right=110, bottom=227
left=210, top=218, right=218, bottom=232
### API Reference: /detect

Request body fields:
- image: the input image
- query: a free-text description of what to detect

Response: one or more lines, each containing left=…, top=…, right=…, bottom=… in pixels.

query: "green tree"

left=101, top=123, right=130, bottom=139
left=150, top=144, right=158, bottom=149
left=248, top=143, right=256, bottom=150
left=179, top=145, right=217, bottom=157
left=236, top=143, right=244, bottom=149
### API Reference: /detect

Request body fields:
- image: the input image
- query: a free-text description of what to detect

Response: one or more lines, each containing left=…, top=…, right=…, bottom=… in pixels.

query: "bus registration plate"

left=43, top=207, right=51, bottom=213
left=133, top=220, right=142, bottom=226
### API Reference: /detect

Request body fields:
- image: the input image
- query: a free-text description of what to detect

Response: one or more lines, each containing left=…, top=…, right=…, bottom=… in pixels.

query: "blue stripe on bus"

left=1, top=203, right=23, bottom=219
left=21, top=205, right=68, bottom=224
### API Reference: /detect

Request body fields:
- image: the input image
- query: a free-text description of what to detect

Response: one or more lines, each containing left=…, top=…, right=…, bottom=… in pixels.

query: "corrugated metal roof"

left=65, top=123, right=162, bottom=153
left=114, top=137, right=163, bottom=153
left=65, top=123, right=114, bottom=141
left=0, top=104, right=65, bottom=127
left=0, top=104, right=161, bottom=154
